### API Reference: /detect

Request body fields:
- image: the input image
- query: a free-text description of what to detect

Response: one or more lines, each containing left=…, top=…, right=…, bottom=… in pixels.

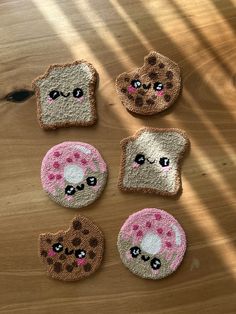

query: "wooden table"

left=0, top=1, right=235, bottom=313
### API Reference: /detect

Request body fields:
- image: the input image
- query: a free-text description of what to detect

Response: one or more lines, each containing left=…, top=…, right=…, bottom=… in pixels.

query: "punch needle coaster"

left=117, top=208, right=186, bottom=279
left=118, top=127, right=190, bottom=196
left=32, top=60, right=97, bottom=129
left=39, top=215, right=104, bottom=281
left=116, top=51, right=181, bottom=115
left=41, top=141, right=108, bottom=208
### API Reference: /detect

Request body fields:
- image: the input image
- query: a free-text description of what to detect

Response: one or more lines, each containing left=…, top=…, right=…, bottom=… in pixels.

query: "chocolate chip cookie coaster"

left=116, top=51, right=181, bottom=115
left=118, top=127, right=190, bottom=196
left=117, top=208, right=186, bottom=279
left=41, top=141, right=108, bottom=208
left=32, top=60, right=97, bottom=129
left=39, top=215, right=104, bottom=281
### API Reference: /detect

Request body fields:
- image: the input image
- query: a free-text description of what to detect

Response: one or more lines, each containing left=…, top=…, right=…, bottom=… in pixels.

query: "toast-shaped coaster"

left=116, top=51, right=181, bottom=115
left=117, top=208, right=186, bottom=279
left=32, top=60, right=97, bottom=129
left=39, top=216, right=104, bottom=281
left=41, top=142, right=108, bottom=208
left=118, top=128, right=189, bottom=196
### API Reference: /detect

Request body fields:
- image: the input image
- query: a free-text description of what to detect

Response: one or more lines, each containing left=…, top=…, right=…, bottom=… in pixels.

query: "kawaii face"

left=39, top=216, right=104, bottom=281
left=119, top=129, right=189, bottom=196
left=116, top=51, right=181, bottom=115
left=117, top=208, right=186, bottom=279
left=41, top=142, right=108, bottom=208
left=33, top=61, right=97, bottom=126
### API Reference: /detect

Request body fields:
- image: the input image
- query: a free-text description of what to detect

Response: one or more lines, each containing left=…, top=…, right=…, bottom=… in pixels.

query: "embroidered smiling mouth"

left=60, top=92, right=70, bottom=97
left=146, top=157, right=155, bottom=164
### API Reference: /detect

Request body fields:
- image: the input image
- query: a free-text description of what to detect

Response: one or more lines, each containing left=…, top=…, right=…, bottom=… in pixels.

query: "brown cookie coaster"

left=41, top=141, right=108, bottom=209
left=39, top=215, right=104, bottom=281
left=117, top=208, right=186, bottom=279
left=116, top=51, right=181, bottom=115
left=118, top=127, right=190, bottom=196
left=32, top=60, right=97, bottom=129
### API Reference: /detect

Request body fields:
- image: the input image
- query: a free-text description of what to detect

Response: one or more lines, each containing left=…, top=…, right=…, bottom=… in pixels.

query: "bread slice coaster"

left=117, top=208, right=186, bottom=280
left=39, top=215, right=104, bottom=281
left=118, top=127, right=190, bottom=196
left=116, top=51, right=181, bottom=115
left=32, top=60, right=97, bottom=129
left=41, top=141, right=108, bottom=208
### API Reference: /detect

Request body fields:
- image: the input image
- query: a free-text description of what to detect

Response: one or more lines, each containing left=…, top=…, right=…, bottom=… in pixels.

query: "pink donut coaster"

left=117, top=208, right=186, bottom=279
left=41, top=142, right=108, bottom=208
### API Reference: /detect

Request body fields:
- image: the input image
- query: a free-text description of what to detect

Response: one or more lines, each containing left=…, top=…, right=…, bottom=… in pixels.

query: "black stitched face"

left=75, top=249, right=86, bottom=259
left=52, top=242, right=63, bottom=253
left=73, top=88, right=84, bottom=98
left=76, top=184, right=85, bottom=191
left=131, top=79, right=142, bottom=89
left=153, top=82, right=164, bottom=91
left=150, top=257, right=161, bottom=270
left=49, top=90, right=60, bottom=100
left=159, top=157, right=170, bottom=167
left=130, top=246, right=141, bottom=258
left=65, top=185, right=76, bottom=195
left=86, top=177, right=97, bottom=186
left=134, top=154, right=145, bottom=165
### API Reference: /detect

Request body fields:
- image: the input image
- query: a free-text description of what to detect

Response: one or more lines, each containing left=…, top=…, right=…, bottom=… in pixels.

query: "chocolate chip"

left=166, top=82, right=173, bottom=89
left=54, top=262, right=62, bottom=273
left=73, top=219, right=82, bottom=230
left=121, top=88, right=126, bottom=94
left=84, top=263, right=92, bottom=272
left=148, top=72, right=158, bottom=80
left=135, top=96, right=143, bottom=107
left=151, top=94, right=157, bottom=99
left=164, top=94, right=171, bottom=102
left=88, top=251, right=96, bottom=259
left=82, top=229, right=89, bottom=235
left=57, top=236, right=63, bottom=242
left=66, top=264, right=74, bottom=272
left=59, top=254, right=66, bottom=260
left=47, top=257, right=53, bottom=265
left=72, top=261, right=78, bottom=267
left=127, top=94, right=134, bottom=100
left=159, top=63, right=165, bottom=68
left=72, top=237, right=81, bottom=246
left=89, top=237, right=98, bottom=248
left=41, top=250, right=47, bottom=257
left=124, top=76, right=130, bottom=82
left=46, top=238, right=51, bottom=244
left=147, top=56, right=156, bottom=65
left=146, top=98, right=155, bottom=106
left=166, top=71, right=173, bottom=79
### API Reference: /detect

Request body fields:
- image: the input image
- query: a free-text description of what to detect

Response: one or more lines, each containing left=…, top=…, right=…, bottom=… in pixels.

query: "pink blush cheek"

left=76, top=96, right=84, bottom=103
left=48, top=249, right=56, bottom=257
left=162, top=166, right=171, bottom=173
left=76, top=259, right=86, bottom=266
left=47, top=97, right=54, bottom=104
left=127, top=86, right=136, bottom=94
left=65, top=195, right=74, bottom=201
left=92, top=184, right=100, bottom=192
left=151, top=269, right=160, bottom=275
left=125, top=251, right=132, bottom=260
left=132, top=162, right=140, bottom=169
left=156, top=91, right=164, bottom=97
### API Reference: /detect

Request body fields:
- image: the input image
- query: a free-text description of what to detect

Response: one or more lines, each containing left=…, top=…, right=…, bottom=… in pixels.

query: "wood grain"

left=0, top=0, right=235, bottom=313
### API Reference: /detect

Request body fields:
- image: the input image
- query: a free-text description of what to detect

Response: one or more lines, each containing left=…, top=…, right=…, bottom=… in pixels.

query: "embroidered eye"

left=49, top=90, right=60, bottom=100
left=159, top=157, right=170, bottom=167
left=150, top=257, right=161, bottom=270
left=134, top=154, right=145, bottom=165
left=130, top=246, right=141, bottom=258
left=65, top=185, right=76, bottom=195
left=73, top=88, right=84, bottom=98
left=52, top=242, right=63, bottom=253
left=153, top=82, right=164, bottom=91
left=131, top=79, right=142, bottom=89
left=75, top=249, right=86, bottom=259
left=86, top=177, right=97, bottom=186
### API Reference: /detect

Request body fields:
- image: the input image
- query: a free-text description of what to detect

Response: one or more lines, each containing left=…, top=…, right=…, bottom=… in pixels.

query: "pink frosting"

left=120, top=208, right=186, bottom=270
left=41, top=141, right=107, bottom=195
